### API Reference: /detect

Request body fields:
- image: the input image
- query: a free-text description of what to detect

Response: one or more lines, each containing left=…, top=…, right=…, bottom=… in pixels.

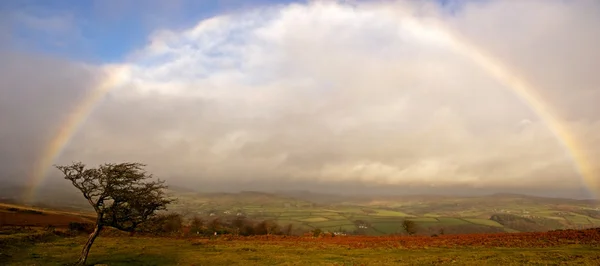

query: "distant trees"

left=254, top=220, right=280, bottom=235
left=182, top=216, right=295, bottom=237
left=138, top=213, right=184, bottom=235
left=56, top=162, right=174, bottom=266
left=283, top=223, right=294, bottom=236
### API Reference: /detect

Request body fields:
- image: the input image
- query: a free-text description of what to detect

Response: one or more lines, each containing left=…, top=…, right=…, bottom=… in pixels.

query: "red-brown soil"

left=184, top=228, right=600, bottom=249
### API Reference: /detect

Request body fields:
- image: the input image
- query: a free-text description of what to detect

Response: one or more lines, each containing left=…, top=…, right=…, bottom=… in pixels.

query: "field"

left=165, top=192, right=600, bottom=235
left=1, top=196, right=600, bottom=265
left=2, top=228, right=600, bottom=265
left=4, top=190, right=600, bottom=236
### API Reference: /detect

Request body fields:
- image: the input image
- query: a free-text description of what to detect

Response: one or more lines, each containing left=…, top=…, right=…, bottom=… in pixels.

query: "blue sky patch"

left=2, top=0, right=303, bottom=63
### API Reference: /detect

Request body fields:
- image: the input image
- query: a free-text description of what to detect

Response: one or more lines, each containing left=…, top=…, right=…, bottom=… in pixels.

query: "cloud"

left=0, top=52, right=100, bottom=180
left=446, top=0, right=600, bottom=121
left=2, top=0, right=599, bottom=197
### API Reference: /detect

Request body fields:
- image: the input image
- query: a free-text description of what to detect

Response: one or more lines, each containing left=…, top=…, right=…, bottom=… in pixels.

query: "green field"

left=463, top=218, right=504, bottom=227
left=3, top=236, right=600, bottom=265
left=411, top=217, right=439, bottom=222
left=435, top=217, right=468, bottom=225
left=371, top=222, right=403, bottom=234
left=309, top=220, right=354, bottom=228
left=9, top=189, right=600, bottom=236
left=120, top=192, right=600, bottom=236
left=299, top=217, right=330, bottom=222
left=369, top=209, right=412, bottom=217
left=319, top=224, right=357, bottom=232
left=2, top=193, right=600, bottom=265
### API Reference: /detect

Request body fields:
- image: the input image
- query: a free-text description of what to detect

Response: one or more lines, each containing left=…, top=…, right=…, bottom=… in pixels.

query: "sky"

left=1, top=0, right=599, bottom=199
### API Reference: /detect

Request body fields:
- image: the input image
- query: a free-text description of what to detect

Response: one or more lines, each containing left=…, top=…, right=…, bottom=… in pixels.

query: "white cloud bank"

left=3, top=0, right=600, bottom=197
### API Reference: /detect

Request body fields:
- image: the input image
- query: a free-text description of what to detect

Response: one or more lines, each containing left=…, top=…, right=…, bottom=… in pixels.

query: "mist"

left=1, top=0, right=600, bottom=199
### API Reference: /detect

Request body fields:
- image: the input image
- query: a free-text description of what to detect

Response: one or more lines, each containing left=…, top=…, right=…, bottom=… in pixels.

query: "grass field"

left=3, top=192, right=600, bottom=237
left=1, top=200, right=600, bottom=265
left=171, top=192, right=600, bottom=234
left=435, top=218, right=467, bottom=225
left=463, top=218, right=504, bottom=227
left=410, top=217, right=439, bottom=222
left=371, top=222, right=403, bottom=234
left=3, top=233, right=600, bottom=265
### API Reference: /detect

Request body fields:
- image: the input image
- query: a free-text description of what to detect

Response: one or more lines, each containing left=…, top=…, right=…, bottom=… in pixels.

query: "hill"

left=1, top=184, right=599, bottom=236
left=0, top=203, right=94, bottom=228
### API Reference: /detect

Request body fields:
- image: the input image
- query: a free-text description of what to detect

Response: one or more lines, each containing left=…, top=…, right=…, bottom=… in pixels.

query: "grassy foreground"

left=3, top=235, right=600, bottom=266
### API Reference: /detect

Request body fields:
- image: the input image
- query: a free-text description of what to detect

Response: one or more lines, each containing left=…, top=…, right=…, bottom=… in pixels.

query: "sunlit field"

left=2, top=227, right=600, bottom=265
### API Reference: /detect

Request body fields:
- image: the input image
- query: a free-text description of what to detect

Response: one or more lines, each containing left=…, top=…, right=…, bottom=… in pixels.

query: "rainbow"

left=397, top=14, right=599, bottom=196
left=23, top=5, right=599, bottom=202
left=23, top=65, right=131, bottom=202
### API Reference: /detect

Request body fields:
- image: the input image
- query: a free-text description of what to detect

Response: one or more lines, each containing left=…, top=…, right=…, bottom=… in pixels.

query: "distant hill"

left=0, top=202, right=94, bottom=228
left=166, top=190, right=600, bottom=236
left=1, top=182, right=598, bottom=236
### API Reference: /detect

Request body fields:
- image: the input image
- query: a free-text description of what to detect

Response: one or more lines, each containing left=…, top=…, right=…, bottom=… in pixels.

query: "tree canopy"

left=56, top=162, right=174, bottom=266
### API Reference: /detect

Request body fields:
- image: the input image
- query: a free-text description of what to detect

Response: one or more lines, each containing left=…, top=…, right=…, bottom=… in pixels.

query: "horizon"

left=1, top=0, right=600, bottom=201
left=1, top=179, right=597, bottom=202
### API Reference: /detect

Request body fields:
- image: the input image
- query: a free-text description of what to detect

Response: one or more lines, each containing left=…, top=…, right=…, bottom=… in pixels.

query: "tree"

left=232, top=216, right=248, bottom=235
left=312, top=228, right=322, bottom=237
left=402, top=220, right=418, bottom=235
left=283, top=223, right=294, bottom=236
left=188, top=216, right=204, bottom=236
left=56, top=162, right=173, bottom=266
left=207, top=218, right=223, bottom=234
left=254, top=220, right=280, bottom=235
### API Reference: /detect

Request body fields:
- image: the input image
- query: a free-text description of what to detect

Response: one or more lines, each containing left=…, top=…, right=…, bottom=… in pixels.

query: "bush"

left=0, top=231, right=57, bottom=249
left=68, top=222, right=94, bottom=234
left=402, top=220, right=418, bottom=235
left=312, top=228, right=322, bottom=237
left=6, top=207, right=43, bottom=215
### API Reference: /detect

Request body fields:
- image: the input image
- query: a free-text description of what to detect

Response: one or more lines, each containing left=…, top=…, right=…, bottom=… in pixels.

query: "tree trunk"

left=76, top=223, right=102, bottom=266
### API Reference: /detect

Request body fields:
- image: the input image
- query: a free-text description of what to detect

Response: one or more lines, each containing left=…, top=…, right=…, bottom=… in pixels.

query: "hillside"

left=168, top=190, right=600, bottom=235
left=2, top=185, right=599, bottom=236
left=0, top=203, right=94, bottom=228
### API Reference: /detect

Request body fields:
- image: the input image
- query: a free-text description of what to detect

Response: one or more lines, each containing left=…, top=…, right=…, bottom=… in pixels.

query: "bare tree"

left=56, top=162, right=174, bottom=266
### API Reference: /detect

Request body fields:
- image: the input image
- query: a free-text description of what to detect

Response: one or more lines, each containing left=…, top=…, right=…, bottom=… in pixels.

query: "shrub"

left=6, top=207, right=43, bottom=215
left=313, top=228, right=322, bottom=237
left=402, top=220, right=418, bottom=235
left=68, top=222, right=95, bottom=234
